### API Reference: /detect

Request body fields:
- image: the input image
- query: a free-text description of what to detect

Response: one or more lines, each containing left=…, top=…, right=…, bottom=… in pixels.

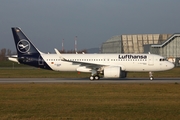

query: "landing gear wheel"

left=150, top=77, right=154, bottom=81
left=90, top=76, right=94, bottom=81
left=94, top=75, right=100, bottom=80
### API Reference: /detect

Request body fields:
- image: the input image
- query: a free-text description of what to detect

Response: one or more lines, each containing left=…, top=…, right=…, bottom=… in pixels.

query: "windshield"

left=159, top=58, right=167, bottom=61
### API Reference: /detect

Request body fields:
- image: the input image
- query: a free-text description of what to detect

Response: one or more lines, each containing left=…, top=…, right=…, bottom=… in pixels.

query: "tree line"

left=0, top=48, right=16, bottom=61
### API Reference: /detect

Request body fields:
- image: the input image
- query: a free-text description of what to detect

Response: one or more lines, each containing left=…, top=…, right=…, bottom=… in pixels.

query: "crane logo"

left=17, top=39, right=30, bottom=53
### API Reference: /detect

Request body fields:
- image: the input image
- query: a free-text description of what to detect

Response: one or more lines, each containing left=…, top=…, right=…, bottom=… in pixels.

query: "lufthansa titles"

left=118, top=55, right=147, bottom=59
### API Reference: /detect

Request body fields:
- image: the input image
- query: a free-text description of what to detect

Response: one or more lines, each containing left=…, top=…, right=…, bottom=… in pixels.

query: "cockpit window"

left=159, top=58, right=167, bottom=61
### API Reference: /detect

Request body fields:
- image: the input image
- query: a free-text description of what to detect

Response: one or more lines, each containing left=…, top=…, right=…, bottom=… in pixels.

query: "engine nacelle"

left=103, top=66, right=127, bottom=78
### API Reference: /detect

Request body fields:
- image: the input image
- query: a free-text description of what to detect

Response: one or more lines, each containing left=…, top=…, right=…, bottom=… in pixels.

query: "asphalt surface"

left=0, top=78, right=180, bottom=83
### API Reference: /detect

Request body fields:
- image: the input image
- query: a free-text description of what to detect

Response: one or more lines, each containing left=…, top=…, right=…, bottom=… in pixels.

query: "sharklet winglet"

left=54, top=48, right=66, bottom=61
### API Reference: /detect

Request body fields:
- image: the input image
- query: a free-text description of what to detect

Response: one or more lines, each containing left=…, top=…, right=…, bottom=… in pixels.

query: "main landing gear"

left=149, top=72, right=154, bottom=80
left=89, top=75, right=100, bottom=81
left=89, top=69, right=100, bottom=81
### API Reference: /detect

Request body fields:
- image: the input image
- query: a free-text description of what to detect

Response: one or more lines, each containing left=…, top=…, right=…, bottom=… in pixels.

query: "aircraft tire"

left=95, top=75, right=100, bottom=80
left=90, top=76, right=94, bottom=81
left=150, top=77, right=154, bottom=81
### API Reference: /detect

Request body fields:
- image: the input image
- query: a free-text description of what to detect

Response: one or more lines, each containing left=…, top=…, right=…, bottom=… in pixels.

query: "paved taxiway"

left=0, top=78, right=180, bottom=83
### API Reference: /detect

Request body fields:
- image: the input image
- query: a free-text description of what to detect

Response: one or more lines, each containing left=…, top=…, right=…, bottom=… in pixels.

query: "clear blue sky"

left=1, top=0, right=180, bottom=52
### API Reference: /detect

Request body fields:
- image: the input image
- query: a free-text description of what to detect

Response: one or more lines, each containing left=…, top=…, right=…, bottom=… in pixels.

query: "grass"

left=129, top=67, right=180, bottom=78
left=0, top=67, right=180, bottom=78
left=0, top=83, right=180, bottom=120
left=0, top=69, right=90, bottom=78
left=0, top=63, right=180, bottom=119
left=0, top=61, right=30, bottom=68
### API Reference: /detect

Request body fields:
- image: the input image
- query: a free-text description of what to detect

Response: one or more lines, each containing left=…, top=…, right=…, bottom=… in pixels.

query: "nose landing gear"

left=149, top=72, right=154, bottom=80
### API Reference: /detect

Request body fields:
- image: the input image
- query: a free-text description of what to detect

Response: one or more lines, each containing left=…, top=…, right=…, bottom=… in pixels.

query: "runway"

left=0, top=78, right=180, bottom=83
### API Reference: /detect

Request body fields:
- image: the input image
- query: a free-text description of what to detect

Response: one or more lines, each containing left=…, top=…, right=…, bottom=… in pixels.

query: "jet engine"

left=103, top=66, right=127, bottom=78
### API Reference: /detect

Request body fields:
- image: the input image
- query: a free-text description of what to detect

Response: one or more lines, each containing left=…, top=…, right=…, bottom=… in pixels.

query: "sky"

left=1, top=0, right=180, bottom=53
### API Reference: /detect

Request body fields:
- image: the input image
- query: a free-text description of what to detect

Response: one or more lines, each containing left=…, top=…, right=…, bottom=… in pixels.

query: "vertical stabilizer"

left=10, top=27, right=51, bottom=70
left=11, top=27, right=40, bottom=55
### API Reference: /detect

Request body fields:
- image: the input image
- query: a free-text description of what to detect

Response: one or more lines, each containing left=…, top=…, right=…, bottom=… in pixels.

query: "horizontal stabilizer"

left=8, top=55, right=19, bottom=63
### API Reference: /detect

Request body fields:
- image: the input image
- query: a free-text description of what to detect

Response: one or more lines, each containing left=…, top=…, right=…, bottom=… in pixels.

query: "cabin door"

left=148, top=55, right=154, bottom=66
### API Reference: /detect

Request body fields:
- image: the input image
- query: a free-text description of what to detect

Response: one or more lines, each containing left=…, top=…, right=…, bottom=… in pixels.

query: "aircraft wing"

left=54, top=48, right=106, bottom=69
left=72, top=60, right=105, bottom=69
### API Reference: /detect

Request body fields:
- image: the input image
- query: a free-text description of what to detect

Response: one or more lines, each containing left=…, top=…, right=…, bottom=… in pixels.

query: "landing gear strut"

left=149, top=72, right=154, bottom=80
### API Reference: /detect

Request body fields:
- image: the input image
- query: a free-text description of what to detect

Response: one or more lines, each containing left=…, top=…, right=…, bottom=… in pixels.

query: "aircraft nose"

left=167, top=62, right=174, bottom=69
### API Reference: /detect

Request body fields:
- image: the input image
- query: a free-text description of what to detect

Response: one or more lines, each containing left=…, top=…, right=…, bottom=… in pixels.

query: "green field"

left=0, top=62, right=180, bottom=119
left=0, top=83, right=180, bottom=120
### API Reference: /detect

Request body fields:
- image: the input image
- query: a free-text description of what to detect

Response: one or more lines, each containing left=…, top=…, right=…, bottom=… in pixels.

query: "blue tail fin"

left=11, top=27, right=40, bottom=55
left=11, top=27, right=52, bottom=70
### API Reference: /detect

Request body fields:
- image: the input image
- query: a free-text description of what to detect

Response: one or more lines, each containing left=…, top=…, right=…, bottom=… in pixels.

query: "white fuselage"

left=40, top=53, right=174, bottom=72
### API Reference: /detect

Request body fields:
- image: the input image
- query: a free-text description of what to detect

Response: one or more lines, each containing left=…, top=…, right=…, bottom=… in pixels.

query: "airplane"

left=8, top=27, right=174, bottom=80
